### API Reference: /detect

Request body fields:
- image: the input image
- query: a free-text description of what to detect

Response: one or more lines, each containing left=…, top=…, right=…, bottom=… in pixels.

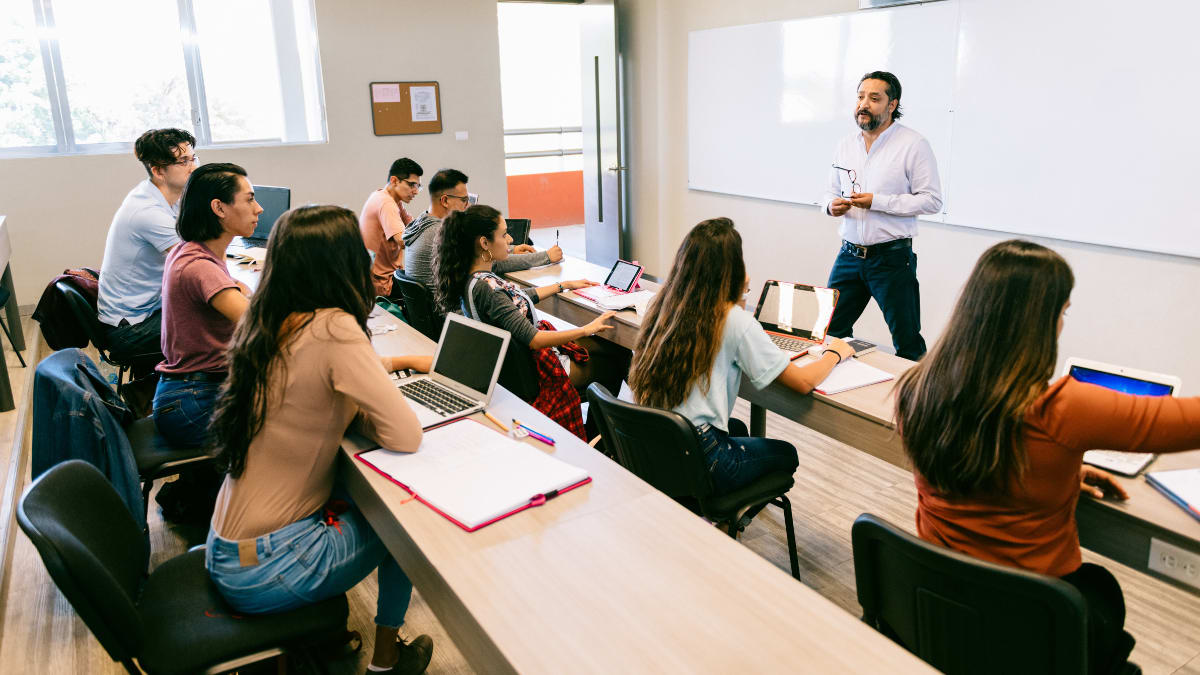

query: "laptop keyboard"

left=397, top=379, right=475, bottom=415
left=769, top=334, right=813, bottom=353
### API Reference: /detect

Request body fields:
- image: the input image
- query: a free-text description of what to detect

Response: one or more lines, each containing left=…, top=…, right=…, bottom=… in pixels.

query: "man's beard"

left=856, top=110, right=883, bottom=131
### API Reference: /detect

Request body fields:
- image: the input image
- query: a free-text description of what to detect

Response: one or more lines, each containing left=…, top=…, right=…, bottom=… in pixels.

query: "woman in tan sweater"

left=896, top=239, right=1200, bottom=674
left=205, top=205, right=434, bottom=674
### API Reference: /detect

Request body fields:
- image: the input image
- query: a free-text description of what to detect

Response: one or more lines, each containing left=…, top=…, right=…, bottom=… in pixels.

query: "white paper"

left=597, top=290, right=655, bottom=312
left=814, top=358, right=894, bottom=395
left=1148, top=468, right=1200, bottom=509
left=359, top=420, right=588, bottom=529
left=371, top=83, right=401, bottom=103
left=410, top=86, right=437, bottom=122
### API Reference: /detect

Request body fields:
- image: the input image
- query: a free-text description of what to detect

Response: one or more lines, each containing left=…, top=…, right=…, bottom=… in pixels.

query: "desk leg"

left=750, top=403, right=766, bottom=437
left=0, top=332, right=12, bottom=412
left=1, top=265, right=23, bottom=351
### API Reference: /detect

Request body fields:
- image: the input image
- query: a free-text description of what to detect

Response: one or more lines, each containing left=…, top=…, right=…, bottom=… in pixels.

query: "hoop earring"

left=481, top=249, right=493, bottom=264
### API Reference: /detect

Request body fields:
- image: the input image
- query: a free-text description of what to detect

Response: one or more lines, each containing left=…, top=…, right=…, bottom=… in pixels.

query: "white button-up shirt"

left=822, top=123, right=943, bottom=246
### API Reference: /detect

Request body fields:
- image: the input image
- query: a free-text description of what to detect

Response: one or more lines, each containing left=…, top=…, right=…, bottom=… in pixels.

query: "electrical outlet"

left=1148, top=538, right=1200, bottom=590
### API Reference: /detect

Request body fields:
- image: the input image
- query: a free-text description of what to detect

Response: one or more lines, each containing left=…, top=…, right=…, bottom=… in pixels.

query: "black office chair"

left=126, top=416, right=215, bottom=525
left=851, top=512, right=1111, bottom=675
left=391, top=271, right=444, bottom=342
left=586, top=383, right=801, bottom=580
left=54, top=279, right=144, bottom=391
left=17, top=460, right=349, bottom=675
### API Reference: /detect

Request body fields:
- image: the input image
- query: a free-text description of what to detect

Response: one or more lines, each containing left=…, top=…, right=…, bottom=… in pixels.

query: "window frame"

left=0, top=0, right=327, bottom=159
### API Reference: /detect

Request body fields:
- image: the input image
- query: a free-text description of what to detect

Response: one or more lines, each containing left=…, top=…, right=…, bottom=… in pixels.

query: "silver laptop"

left=1063, top=358, right=1182, bottom=477
left=752, top=280, right=839, bottom=360
left=392, top=314, right=511, bottom=429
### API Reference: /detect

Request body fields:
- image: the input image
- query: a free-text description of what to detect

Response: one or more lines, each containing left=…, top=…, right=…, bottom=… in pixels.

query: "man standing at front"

left=823, top=71, right=941, bottom=361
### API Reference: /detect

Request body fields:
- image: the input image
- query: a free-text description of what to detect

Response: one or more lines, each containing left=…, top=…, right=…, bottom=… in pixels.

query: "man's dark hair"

left=387, top=157, right=423, bottom=182
left=176, top=163, right=248, bottom=242
left=134, top=128, right=197, bottom=178
left=860, top=71, right=903, bottom=121
left=429, top=168, right=469, bottom=199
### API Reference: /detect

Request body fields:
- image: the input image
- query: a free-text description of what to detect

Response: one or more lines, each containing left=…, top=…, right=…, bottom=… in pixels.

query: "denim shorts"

left=206, top=498, right=412, bottom=628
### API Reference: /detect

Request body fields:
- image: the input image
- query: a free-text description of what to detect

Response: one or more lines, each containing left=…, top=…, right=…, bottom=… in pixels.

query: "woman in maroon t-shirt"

left=152, top=163, right=258, bottom=448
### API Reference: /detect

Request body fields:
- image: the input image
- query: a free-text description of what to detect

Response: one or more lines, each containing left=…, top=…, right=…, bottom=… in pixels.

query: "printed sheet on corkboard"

left=370, top=81, right=442, bottom=136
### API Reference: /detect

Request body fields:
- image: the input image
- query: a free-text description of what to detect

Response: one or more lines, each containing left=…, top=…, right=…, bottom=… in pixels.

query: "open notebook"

left=356, top=418, right=591, bottom=531
left=811, top=357, right=894, bottom=395
left=1146, top=468, right=1200, bottom=522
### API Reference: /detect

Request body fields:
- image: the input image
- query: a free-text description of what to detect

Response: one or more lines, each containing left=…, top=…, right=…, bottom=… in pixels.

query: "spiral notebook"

left=356, top=418, right=591, bottom=531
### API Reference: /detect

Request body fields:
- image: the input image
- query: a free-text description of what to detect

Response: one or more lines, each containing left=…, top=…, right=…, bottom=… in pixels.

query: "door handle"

left=607, top=165, right=627, bottom=172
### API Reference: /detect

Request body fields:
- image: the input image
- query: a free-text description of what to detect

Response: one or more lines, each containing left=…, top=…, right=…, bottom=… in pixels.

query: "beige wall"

left=0, top=0, right=507, bottom=311
left=624, top=0, right=1200, bottom=394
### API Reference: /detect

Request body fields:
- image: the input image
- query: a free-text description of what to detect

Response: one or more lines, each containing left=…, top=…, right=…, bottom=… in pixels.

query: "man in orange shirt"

left=359, top=157, right=423, bottom=297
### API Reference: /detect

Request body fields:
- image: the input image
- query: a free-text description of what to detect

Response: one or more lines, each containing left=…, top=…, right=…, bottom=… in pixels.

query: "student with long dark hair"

left=206, top=205, right=434, bottom=674
left=629, top=218, right=854, bottom=496
left=896, top=239, right=1200, bottom=674
left=153, top=162, right=257, bottom=448
left=433, top=205, right=614, bottom=439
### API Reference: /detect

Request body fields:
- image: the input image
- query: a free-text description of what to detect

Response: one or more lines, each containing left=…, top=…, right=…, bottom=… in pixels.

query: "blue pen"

left=512, top=418, right=556, bottom=446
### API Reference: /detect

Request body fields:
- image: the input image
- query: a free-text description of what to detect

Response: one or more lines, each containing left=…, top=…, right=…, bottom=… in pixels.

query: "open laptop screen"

left=433, top=319, right=507, bottom=394
left=1069, top=365, right=1175, bottom=397
left=251, top=185, right=291, bottom=240
left=754, top=281, right=838, bottom=341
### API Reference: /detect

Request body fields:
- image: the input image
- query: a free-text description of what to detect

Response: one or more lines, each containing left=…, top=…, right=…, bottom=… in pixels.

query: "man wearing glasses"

left=97, top=128, right=198, bottom=376
left=400, top=168, right=562, bottom=289
left=823, top=71, right=942, bottom=361
left=359, top=157, right=423, bottom=297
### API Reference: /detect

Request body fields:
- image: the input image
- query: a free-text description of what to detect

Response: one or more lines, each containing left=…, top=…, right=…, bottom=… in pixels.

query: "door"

left=580, top=0, right=626, bottom=264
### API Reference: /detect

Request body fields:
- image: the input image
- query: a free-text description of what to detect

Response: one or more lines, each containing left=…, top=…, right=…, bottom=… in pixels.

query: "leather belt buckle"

left=846, top=242, right=868, bottom=259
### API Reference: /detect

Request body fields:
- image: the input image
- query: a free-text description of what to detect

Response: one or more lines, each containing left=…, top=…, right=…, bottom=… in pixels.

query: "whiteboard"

left=687, top=2, right=958, bottom=214
left=687, top=0, right=1200, bottom=258
left=943, top=0, right=1200, bottom=258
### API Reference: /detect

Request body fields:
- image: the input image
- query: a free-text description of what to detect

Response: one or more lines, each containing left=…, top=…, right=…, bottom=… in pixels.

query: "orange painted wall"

left=506, top=170, right=584, bottom=228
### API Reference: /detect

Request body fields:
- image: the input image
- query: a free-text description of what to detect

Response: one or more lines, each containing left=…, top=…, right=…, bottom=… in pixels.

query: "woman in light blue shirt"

left=629, top=218, right=855, bottom=496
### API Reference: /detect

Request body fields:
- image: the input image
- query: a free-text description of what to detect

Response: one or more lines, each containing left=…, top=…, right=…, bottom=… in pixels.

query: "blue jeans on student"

left=827, top=241, right=927, bottom=361
left=697, top=419, right=799, bottom=496
left=152, top=378, right=222, bottom=448
left=206, top=494, right=413, bottom=628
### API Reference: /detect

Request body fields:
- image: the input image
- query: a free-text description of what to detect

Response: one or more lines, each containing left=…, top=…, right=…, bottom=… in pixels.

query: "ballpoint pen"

left=512, top=418, right=555, bottom=446
left=556, top=229, right=559, bottom=247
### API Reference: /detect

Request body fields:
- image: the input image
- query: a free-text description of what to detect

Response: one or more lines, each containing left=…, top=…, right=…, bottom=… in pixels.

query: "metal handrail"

left=505, top=148, right=583, bottom=160
left=503, top=126, right=583, bottom=136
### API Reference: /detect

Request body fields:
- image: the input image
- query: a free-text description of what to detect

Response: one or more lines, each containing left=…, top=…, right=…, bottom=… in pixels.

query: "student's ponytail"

left=432, top=204, right=502, bottom=313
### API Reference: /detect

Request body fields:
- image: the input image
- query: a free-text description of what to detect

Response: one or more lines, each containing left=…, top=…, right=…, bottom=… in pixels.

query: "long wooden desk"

left=0, top=216, right=25, bottom=412
left=506, top=256, right=1200, bottom=596
left=337, top=307, right=933, bottom=674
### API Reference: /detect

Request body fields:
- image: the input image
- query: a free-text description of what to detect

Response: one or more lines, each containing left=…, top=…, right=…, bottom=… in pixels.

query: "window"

left=0, top=0, right=326, bottom=156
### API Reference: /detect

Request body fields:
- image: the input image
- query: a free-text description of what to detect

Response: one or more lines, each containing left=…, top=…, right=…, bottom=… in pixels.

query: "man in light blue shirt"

left=823, top=71, right=942, bottom=361
left=97, top=128, right=198, bottom=375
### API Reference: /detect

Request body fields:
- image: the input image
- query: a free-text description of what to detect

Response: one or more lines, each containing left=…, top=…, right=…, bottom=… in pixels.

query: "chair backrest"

left=851, top=513, right=1088, bottom=675
left=54, top=280, right=109, bottom=351
left=392, top=271, right=443, bottom=342
left=16, top=460, right=149, bottom=664
left=585, top=383, right=713, bottom=500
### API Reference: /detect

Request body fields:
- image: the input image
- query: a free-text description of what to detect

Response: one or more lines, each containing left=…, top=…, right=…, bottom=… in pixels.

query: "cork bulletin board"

left=370, top=81, right=442, bottom=135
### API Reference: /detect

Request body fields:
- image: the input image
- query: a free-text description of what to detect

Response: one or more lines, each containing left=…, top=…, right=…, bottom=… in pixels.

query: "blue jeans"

left=827, top=243, right=927, bottom=360
left=206, top=494, right=413, bottom=628
left=152, top=378, right=221, bottom=448
left=697, top=420, right=799, bottom=496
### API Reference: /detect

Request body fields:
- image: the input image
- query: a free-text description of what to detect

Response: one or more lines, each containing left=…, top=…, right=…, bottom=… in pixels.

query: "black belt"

left=159, top=371, right=226, bottom=383
left=841, top=238, right=912, bottom=259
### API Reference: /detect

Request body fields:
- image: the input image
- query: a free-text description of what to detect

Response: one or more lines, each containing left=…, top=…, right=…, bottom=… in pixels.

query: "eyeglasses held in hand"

left=832, top=164, right=861, bottom=198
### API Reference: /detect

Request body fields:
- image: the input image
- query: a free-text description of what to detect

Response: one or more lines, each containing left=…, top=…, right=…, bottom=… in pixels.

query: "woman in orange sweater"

left=896, top=239, right=1200, bottom=675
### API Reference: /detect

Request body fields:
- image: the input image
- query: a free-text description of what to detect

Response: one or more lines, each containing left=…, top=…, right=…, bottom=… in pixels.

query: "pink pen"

left=512, top=418, right=556, bottom=446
